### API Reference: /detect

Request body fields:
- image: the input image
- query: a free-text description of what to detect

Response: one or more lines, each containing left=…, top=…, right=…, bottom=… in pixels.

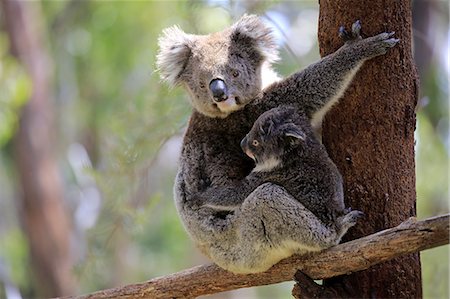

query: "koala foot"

left=339, top=20, right=362, bottom=42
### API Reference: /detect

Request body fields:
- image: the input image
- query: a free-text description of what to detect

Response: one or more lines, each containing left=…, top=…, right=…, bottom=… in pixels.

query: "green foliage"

left=0, top=229, right=30, bottom=291
left=417, top=113, right=449, bottom=217
left=0, top=34, right=31, bottom=147
left=0, top=1, right=448, bottom=298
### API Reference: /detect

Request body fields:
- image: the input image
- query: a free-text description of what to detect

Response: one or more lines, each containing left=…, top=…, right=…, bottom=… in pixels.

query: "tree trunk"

left=301, top=0, right=421, bottom=298
left=1, top=0, right=75, bottom=297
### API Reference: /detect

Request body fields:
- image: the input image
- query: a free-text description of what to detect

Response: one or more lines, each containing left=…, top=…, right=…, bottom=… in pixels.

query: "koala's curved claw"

left=356, top=31, right=399, bottom=57
left=386, top=38, right=400, bottom=47
left=353, top=210, right=365, bottom=219
left=351, top=20, right=361, bottom=36
left=340, top=20, right=362, bottom=42
left=338, top=26, right=349, bottom=39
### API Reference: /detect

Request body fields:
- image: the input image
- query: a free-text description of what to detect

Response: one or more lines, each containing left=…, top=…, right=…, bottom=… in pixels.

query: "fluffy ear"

left=231, top=14, right=279, bottom=62
left=156, top=25, right=194, bottom=86
left=282, top=123, right=306, bottom=144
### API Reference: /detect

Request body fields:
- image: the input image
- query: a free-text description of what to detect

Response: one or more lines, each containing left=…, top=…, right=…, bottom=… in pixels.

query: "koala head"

left=241, top=107, right=307, bottom=164
left=156, top=14, right=279, bottom=118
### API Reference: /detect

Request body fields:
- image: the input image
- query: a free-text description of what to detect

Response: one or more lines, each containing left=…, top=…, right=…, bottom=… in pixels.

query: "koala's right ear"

left=282, top=123, right=306, bottom=145
left=231, top=14, right=279, bottom=63
left=156, top=26, right=195, bottom=86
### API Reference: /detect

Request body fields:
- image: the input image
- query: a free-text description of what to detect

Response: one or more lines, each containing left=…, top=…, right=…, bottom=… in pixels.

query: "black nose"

left=209, top=79, right=228, bottom=102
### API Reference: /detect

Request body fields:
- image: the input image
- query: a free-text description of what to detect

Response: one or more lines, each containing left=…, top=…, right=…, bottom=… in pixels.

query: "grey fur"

left=190, top=106, right=364, bottom=229
left=157, top=15, right=398, bottom=273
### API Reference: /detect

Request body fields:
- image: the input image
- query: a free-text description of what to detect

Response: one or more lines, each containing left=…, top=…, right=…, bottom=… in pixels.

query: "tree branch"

left=67, top=214, right=449, bottom=299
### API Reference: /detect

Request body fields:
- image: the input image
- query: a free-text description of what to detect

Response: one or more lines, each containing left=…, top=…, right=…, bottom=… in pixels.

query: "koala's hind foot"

left=336, top=210, right=364, bottom=239
left=238, top=183, right=344, bottom=249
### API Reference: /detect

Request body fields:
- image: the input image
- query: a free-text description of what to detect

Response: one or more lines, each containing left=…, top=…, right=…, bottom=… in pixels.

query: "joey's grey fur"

left=157, top=15, right=398, bottom=273
left=191, top=106, right=364, bottom=231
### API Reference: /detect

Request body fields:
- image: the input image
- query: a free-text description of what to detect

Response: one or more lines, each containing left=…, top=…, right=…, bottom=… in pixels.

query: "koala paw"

left=362, top=31, right=399, bottom=56
left=357, top=32, right=399, bottom=60
left=346, top=210, right=365, bottom=223
left=339, top=20, right=362, bottom=42
left=340, top=20, right=399, bottom=59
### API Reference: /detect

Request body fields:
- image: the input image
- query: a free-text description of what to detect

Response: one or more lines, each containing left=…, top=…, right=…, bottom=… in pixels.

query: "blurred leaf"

left=0, top=34, right=31, bottom=147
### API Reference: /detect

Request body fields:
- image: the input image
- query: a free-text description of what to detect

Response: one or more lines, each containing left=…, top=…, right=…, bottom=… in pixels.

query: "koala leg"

left=181, top=183, right=350, bottom=274
left=236, top=183, right=341, bottom=250
left=212, top=183, right=342, bottom=273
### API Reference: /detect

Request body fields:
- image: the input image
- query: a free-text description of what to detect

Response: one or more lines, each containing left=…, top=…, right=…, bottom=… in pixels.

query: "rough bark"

left=62, top=214, right=448, bottom=299
left=1, top=0, right=75, bottom=296
left=316, top=0, right=421, bottom=298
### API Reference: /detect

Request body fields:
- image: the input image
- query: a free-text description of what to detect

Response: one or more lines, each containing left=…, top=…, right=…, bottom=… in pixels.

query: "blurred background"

left=0, top=1, right=448, bottom=298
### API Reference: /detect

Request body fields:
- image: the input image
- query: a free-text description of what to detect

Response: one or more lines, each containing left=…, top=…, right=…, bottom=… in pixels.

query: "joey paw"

left=338, top=210, right=364, bottom=231
left=345, top=210, right=365, bottom=224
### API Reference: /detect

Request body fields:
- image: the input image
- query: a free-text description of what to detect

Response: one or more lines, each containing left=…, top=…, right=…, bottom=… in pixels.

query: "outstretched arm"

left=262, top=21, right=399, bottom=128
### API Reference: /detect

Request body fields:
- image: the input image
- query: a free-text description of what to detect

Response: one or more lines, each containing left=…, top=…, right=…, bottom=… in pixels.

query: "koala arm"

left=262, top=21, right=398, bottom=128
left=189, top=174, right=264, bottom=211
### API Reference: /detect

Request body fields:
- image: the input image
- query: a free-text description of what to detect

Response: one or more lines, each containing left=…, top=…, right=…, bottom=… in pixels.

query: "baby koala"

left=191, top=106, right=362, bottom=232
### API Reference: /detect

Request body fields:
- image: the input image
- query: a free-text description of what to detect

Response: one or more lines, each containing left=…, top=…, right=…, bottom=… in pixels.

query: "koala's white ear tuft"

left=231, top=14, right=279, bottom=62
left=156, top=25, right=194, bottom=86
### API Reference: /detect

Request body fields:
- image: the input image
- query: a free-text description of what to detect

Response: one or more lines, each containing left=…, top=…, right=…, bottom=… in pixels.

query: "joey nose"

left=240, top=136, right=247, bottom=151
left=209, top=79, right=228, bottom=102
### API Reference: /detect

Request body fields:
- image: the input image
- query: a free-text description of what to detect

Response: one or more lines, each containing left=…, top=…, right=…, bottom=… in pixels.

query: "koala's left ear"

left=231, top=14, right=279, bottom=62
left=282, top=123, right=306, bottom=145
left=156, top=25, right=196, bottom=86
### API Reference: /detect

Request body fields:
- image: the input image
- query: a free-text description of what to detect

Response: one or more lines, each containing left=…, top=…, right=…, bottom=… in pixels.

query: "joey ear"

left=156, top=25, right=195, bottom=86
left=283, top=123, right=306, bottom=144
left=231, top=14, right=279, bottom=63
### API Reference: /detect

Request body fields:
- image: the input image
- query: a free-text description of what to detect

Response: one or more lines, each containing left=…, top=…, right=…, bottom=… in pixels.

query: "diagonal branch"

left=66, top=214, right=449, bottom=299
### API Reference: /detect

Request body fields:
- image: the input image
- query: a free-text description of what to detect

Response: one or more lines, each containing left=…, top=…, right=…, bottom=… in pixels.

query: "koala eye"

left=232, top=70, right=240, bottom=78
left=252, top=140, right=259, bottom=147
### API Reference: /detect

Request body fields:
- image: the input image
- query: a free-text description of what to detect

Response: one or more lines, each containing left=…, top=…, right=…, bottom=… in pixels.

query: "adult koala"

left=156, top=15, right=397, bottom=273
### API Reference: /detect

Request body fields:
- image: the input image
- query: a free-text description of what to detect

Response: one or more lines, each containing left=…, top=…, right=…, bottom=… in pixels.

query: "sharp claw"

left=386, top=38, right=400, bottom=47
left=352, top=20, right=361, bottom=34
left=388, top=31, right=396, bottom=37
left=339, top=26, right=347, bottom=37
